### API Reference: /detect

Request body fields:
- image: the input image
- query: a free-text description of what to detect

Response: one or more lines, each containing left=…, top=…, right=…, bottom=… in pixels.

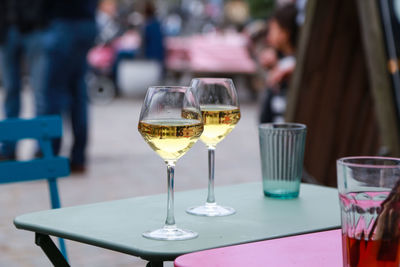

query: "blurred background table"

left=14, top=182, right=340, bottom=266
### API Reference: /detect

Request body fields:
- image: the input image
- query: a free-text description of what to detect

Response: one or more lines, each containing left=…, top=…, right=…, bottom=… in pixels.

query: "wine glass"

left=138, top=86, right=203, bottom=240
left=186, top=78, right=241, bottom=216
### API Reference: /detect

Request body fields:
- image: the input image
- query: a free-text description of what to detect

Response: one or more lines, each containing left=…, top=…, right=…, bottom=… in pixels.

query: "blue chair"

left=0, top=116, right=70, bottom=259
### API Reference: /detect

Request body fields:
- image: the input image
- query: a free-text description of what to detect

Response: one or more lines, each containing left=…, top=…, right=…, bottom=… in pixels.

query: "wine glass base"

left=186, top=203, right=236, bottom=217
left=142, top=225, right=198, bottom=241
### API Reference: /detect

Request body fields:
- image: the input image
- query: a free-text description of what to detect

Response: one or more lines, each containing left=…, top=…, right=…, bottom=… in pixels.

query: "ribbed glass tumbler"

left=258, top=123, right=307, bottom=199
left=337, top=157, right=400, bottom=267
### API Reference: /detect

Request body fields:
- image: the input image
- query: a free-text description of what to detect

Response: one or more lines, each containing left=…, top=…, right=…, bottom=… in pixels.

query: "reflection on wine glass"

left=138, top=86, right=203, bottom=240
left=186, top=78, right=241, bottom=217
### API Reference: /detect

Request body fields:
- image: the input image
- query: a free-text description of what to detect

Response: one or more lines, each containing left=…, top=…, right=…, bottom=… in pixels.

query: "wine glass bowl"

left=199, top=104, right=240, bottom=147
left=138, top=86, right=203, bottom=240
left=186, top=78, right=241, bottom=217
left=138, top=118, right=203, bottom=162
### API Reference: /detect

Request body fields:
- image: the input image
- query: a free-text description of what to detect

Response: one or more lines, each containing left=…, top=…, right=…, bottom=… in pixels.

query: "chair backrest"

left=0, top=116, right=70, bottom=259
left=0, top=116, right=70, bottom=206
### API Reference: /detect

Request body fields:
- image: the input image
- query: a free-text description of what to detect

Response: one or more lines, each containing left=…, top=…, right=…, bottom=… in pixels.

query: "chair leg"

left=48, top=178, right=61, bottom=209
left=48, top=178, right=68, bottom=260
left=58, top=238, right=68, bottom=260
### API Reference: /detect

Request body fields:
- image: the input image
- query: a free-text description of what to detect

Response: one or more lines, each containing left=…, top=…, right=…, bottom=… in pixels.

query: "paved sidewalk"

left=0, top=90, right=261, bottom=266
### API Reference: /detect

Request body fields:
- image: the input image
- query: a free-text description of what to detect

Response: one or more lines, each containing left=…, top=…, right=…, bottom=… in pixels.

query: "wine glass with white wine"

left=186, top=78, right=241, bottom=216
left=138, top=86, right=203, bottom=240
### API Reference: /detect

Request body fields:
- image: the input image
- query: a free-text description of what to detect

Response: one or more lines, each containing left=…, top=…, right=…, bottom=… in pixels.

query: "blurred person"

left=260, top=3, right=298, bottom=123
left=39, top=0, right=98, bottom=172
left=259, top=47, right=278, bottom=69
left=0, top=0, right=48, bottom=160
left=96, top=0, right=120, bottom=44
left=142, top=1, right=165, bottom=75
left=164, top=13, right=183, bottom=36
left=89, top=0, right=131, bottom=97
left=224, top=0, right=250, bottom=27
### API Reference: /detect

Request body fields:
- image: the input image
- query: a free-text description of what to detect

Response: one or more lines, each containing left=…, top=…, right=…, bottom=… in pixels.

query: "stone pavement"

left=0, top=90, right=261, bottom=266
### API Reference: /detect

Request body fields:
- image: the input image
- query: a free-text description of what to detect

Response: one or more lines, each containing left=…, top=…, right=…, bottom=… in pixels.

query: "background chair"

left=0, top=115, right=70, bottom=259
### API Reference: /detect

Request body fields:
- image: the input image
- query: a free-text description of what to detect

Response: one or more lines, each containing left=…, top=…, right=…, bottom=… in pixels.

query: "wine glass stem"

left=206, top=147, right=216, bottom=204
left=165, top=162, right=176, bottom=226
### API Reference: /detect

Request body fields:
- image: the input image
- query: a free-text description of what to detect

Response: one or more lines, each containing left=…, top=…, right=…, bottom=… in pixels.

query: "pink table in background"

left=174, top=229, right=343, bottom=267
left=166, top=33, right=256, bottom=74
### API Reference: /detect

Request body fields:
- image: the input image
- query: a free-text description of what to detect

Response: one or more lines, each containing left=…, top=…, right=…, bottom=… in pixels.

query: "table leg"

left=146, top=261, right=164, bottom=267
left=35, top=233, right=70, bottom=267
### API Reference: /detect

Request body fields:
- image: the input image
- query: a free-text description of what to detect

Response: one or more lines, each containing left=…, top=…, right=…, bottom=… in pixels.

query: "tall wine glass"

left=186, top=78, right=241, bottom=216
left=138, top=86, right=203, bottom=240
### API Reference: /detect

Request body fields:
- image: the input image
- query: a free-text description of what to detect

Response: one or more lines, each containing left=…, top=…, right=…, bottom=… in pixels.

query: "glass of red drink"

left=337, top=157, right=400, bottom=267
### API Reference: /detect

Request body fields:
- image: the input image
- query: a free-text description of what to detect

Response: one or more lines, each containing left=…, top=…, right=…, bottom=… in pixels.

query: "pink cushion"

left=174, top=229, right=343, bottom=267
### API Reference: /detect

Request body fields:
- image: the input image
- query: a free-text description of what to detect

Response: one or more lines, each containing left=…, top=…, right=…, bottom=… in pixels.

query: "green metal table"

left=14, top=182, right=341, bottom=266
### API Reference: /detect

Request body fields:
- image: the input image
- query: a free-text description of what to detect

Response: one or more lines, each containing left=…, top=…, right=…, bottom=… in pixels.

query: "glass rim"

left=191, top=77, right=233, bottom=83
left=148, top=86, right=192, bottom=92
left=337, top=156, right=400, bottom=169
left=259, top=123, right=306, bottom=130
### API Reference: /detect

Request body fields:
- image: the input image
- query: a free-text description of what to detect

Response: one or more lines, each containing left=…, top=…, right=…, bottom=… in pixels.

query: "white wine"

left=200, top=105, right=240, bottom=147
left=138, top=119, right=203, bottom=161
